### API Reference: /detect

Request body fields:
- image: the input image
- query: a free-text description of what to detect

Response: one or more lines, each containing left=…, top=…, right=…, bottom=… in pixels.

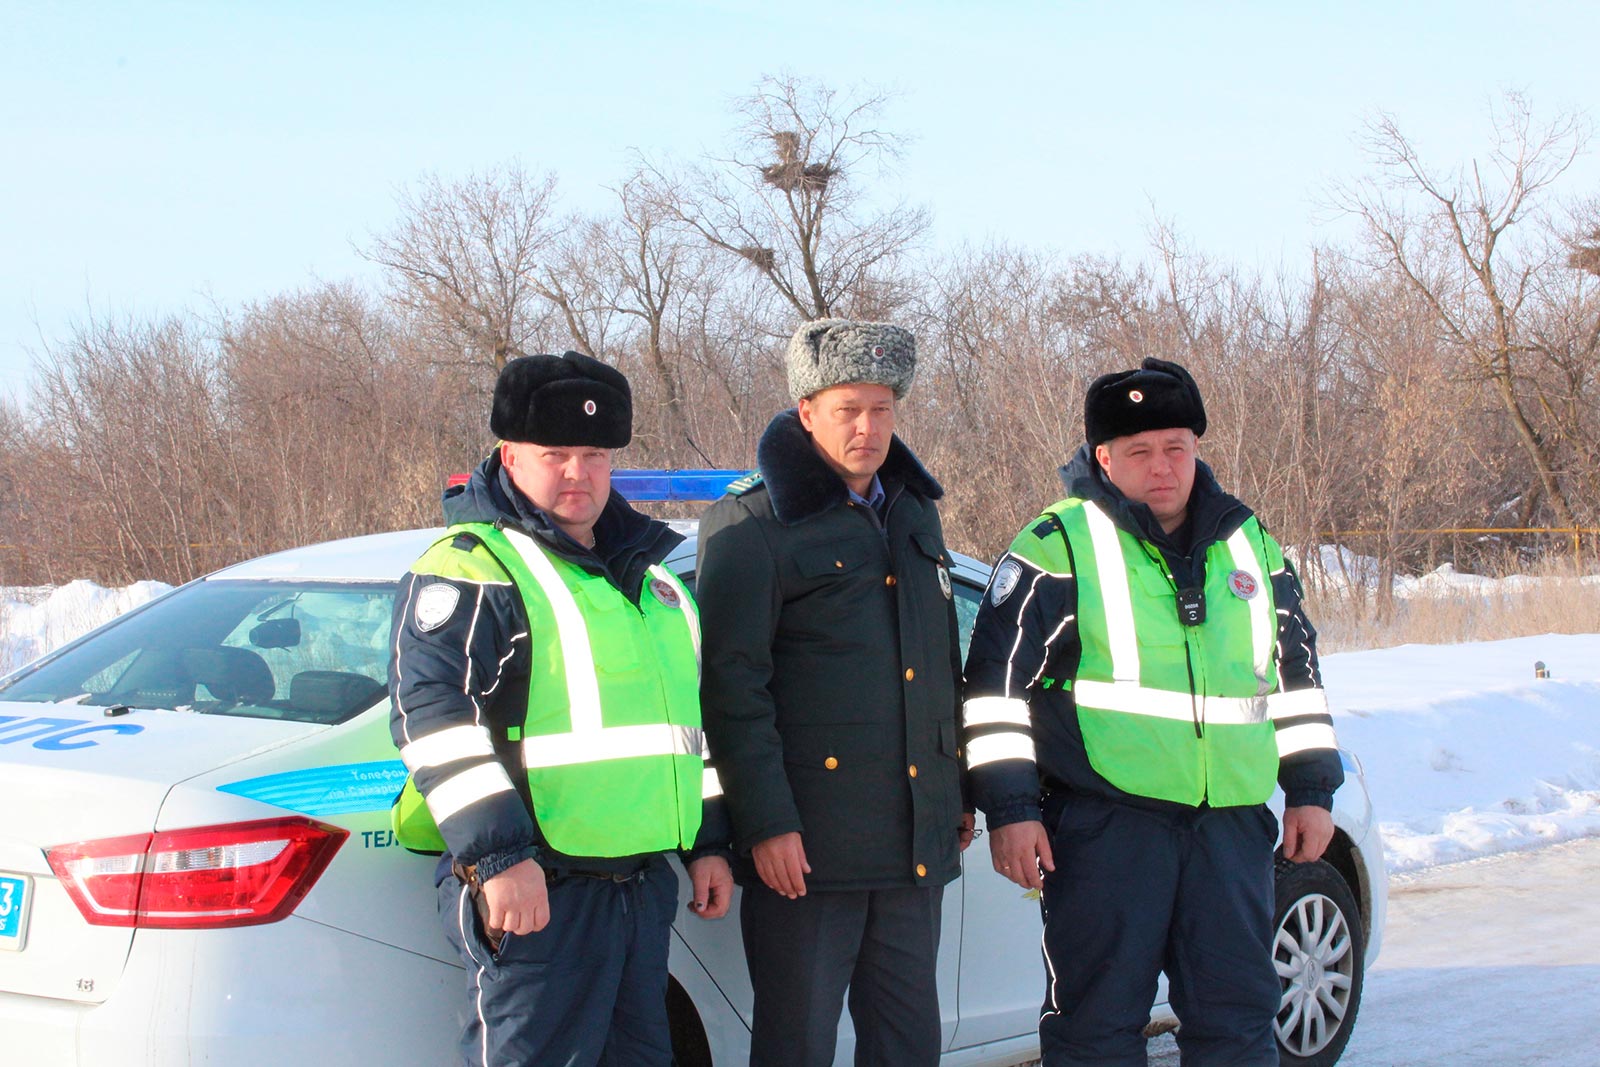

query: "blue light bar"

left=613, top=469, right=749, bottom=502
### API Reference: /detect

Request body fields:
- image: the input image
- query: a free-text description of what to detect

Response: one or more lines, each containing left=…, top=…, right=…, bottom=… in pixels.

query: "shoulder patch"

left=990, top=558, right=1025, bottom=605
left=413, top=582, right=461, bottom=632
left=726, top=471, right=763, bottom=496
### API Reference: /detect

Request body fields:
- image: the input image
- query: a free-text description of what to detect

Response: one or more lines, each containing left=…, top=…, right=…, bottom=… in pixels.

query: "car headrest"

left=289, top=670, right=385, bottom=721
left=180, top=646, right=276, bottom=705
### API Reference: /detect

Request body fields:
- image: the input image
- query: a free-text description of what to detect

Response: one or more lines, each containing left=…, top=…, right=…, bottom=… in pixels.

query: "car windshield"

left=0, top=579, right=395, bottom=725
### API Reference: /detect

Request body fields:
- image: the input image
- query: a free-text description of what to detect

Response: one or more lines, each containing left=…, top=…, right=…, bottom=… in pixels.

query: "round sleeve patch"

left=414, top=582, right=461, bottom=632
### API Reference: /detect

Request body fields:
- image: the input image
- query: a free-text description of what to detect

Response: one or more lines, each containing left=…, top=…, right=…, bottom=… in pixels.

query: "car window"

left=0, top=580, right=395, bottom=725
left=952, top=576, right=982, bottom=664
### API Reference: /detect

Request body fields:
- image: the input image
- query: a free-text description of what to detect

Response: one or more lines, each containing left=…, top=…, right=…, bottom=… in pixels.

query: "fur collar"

left=755, top=408, right=943, bottom=526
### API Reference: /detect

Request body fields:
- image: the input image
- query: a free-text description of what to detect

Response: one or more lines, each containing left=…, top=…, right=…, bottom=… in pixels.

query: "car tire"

left=1272, top=858, right=1365, bottom=1067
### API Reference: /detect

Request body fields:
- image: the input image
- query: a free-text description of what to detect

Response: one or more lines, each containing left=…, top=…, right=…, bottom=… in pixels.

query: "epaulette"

left=451, top=531, right=483, bottom=552
left=726, top=471, right=763, bottom=496
left=1031, top=515, right=1061, bottom=540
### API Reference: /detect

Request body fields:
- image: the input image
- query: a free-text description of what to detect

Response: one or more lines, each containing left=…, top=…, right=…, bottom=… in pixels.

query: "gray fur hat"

left=785, top=318, right=917, bottom=401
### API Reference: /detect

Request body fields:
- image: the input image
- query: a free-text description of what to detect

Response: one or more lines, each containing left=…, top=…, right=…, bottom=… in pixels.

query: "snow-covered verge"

left=1326, top=632, right=1600, bottom=872
left=2, top=581, right=1597, bottom=876
left=1297, top=543, right=1600, bottom=600
left=0, top=580, right=172, bottom=676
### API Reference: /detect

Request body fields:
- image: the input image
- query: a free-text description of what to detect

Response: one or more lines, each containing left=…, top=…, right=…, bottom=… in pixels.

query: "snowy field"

left=5, top=573, right=1597, bottom=878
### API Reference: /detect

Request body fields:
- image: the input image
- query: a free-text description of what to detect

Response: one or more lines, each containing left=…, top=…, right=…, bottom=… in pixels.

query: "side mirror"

left=249, top=618, right=302, bottom=649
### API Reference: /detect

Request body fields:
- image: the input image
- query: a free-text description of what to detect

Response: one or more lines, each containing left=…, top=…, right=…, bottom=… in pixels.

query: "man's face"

left=500, top=441, right=612, bottom=534
left=1094, top=427, right=1198, bottom=532
left=797, top=382, right=897, bottom=488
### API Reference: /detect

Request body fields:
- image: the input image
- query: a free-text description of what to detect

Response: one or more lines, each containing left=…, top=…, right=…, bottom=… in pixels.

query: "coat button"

left=916, top=863, right=927, bottom=878
left=835, top=560, right=843, bottom=568
left=825, top=756, right=839, bottom=770
left=904, top=668, right=915, bottom=681
left=885, top=574, right=897, bottom=587
left=908, top=764, right=918, bottom=778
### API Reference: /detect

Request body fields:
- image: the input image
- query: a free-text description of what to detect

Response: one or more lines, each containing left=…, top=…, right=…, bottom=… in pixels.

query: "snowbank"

left=1293, top=544, right=1600, bottom=600
left=0, top=579, right=172, bottom=675
left=1326, top=633, right=1600, bottom=871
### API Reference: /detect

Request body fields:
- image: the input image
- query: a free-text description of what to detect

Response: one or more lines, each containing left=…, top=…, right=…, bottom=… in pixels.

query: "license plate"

left=0, top=874, right=31, bottom=951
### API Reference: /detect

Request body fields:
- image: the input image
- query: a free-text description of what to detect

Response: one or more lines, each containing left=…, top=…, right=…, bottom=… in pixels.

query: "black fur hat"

left=490, top=351, right=632, bottom=447
left=1084, top=357, right=1207, bottom=447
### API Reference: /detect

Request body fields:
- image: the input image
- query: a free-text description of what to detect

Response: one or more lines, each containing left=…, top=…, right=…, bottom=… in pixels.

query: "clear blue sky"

left=3, top=0, right=1595, bottom=399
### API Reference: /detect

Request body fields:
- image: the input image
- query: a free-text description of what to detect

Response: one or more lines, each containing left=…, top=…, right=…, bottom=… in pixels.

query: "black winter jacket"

left=696, top=410, right=966, bottom=891
left=964, top=445, right=1345, bottom=829
left=388, top=452, right=727, bottom=882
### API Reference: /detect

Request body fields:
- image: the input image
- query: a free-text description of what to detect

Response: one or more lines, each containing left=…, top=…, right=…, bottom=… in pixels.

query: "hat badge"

left=1129, top=389, right=1144, bottom=403
left=583, top=399, right=597, bottom=415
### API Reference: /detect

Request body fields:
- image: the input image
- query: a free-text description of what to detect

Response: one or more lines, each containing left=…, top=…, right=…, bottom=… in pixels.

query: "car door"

left=946, top=562, right=1048, bottom=1051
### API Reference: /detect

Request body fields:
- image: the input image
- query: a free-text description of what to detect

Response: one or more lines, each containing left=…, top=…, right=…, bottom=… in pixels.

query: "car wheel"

left=1272, top=858, right=1364, bottom=1067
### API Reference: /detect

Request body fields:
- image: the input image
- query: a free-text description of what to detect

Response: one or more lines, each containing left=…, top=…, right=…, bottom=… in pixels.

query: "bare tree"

left=651, top=74, right=930, bottom=323
left=1336, top=93, right=1592, bottom=530
left=365, top=164, right=562, bottom=371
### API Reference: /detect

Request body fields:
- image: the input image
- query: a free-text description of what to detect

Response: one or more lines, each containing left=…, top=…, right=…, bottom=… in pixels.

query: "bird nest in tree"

left=1568, top=245, right=1600, bottom=276
left=761, top=130, right=836, bottom=192
left=761, top=160, right=837, bottom=192
left=737, top=246, right=777, bottom=271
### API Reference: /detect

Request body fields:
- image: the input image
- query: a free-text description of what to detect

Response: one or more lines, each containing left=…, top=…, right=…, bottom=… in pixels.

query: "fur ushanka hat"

left=785, top=318, right=917, bottom=401
left=1084, top=357, right=1207, bottom=447
left=490, top=351, right=632, bottom=448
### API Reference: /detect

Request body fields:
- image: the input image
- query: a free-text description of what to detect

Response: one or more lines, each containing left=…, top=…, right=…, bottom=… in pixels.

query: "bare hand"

left=989, top=819, right=1055, bottom=890
left=482, top=858, right=550, bottom=935
left=958, top=812, right=976, bottom=851
left=686, top=855, right=734, bottom=920
left=1281, top=805, right=1334, bottom=863
left=752, top=831, right=811, bottom=899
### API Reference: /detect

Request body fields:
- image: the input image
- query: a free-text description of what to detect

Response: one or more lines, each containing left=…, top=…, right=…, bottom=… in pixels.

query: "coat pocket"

left=793, top=540, right=877, bottom=579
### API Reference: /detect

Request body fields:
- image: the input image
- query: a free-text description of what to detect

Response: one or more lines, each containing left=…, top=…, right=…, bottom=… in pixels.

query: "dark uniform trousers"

left=741, top=882, right=944, bottom=1067
left=1038, top=794, right=1281, bottom=1067
left=437, top=855, right=677, bottom=1067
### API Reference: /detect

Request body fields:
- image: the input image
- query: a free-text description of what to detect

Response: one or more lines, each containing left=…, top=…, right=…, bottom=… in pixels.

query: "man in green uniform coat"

left=697, top=319, right=972, bottom=1067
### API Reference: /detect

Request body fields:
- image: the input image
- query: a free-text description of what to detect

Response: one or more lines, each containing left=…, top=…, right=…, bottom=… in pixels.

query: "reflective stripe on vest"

left=1063, top=500, right=1281, bottom=807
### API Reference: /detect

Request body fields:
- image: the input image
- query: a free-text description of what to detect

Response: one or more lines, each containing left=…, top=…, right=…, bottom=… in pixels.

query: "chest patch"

left=414, top=582, right=460, bottom=632
left=990, top=559, right=1024, bottom=606
left=650, top=577, right=682, bottom=608
left=1227, top=569, right=1260, bottom=600
left=937, top=564, right=952, bottom=600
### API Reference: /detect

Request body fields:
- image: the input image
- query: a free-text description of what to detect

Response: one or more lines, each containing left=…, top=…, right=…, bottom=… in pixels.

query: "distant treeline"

left=2, top=79, right=1596, bottom=597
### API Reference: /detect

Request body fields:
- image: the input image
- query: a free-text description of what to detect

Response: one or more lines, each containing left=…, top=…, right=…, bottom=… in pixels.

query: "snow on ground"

left=1295, top=543, right=1600, bottom=599
left=0, top=580, right=171, bottom=676
left=2, top=578, right=1599, bottom=877
left=1323, top=633, right=1600, bottom=872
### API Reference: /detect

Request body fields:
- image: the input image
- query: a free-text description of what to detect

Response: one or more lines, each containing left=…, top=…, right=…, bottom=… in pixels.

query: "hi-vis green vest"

left=1049, top=498, right=1282, bottom=807
left=392, top=521, right=705, bottom=857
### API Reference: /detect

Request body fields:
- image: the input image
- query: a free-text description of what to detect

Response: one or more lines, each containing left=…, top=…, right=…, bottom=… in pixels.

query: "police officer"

left=388, top=351, right=732, bottom=1067
left=697, top=319, right=972, bottom=1067
left=963, top=358, right=1344, bottom=1067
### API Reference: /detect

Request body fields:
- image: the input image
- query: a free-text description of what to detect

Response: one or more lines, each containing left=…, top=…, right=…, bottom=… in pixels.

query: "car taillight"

left=46, top=817, right=348, bottom=929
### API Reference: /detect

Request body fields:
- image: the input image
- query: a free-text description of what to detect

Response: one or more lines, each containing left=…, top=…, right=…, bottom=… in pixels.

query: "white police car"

left=0, top=473, right=1386, bottom=1066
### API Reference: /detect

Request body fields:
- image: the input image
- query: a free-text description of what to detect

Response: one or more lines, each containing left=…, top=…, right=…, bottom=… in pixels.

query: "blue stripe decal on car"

left=218, top=761, right=408, bottom=817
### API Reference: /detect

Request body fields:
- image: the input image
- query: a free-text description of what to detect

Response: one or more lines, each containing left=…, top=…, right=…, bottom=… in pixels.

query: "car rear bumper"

left=2, top=915, right=460, bottom=1065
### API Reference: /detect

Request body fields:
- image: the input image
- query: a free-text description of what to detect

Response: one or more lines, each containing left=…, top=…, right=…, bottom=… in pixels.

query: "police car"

left=0, top=472, right=1386, bottom=1066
